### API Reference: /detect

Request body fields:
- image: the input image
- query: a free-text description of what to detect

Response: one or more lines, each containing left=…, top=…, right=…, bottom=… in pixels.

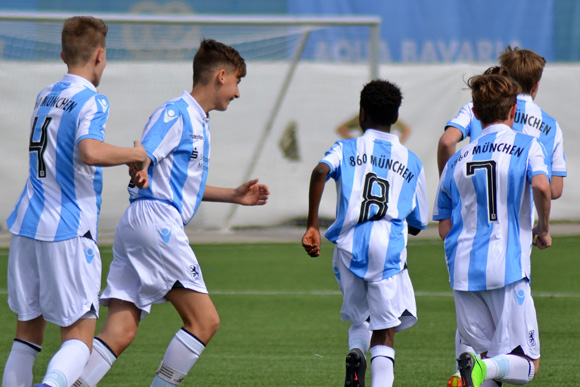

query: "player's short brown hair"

left=61, top=16, right=107, bottom=67
left=498, top=45, right=546, bottom=94
left=468, top=74, right=521, bottom=126
left=193, top=39, right=246, bottom=85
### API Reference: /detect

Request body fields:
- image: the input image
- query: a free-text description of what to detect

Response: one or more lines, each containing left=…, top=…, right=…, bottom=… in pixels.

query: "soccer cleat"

left=458, top=352, right=486, bottom=387
left=345, top=348, right=366, bottom=387
left=447, top=372, right=463, bottom=387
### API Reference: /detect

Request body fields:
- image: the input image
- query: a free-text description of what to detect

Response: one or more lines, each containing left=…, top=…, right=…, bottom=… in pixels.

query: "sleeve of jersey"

left=550, top=124, right=567, bottom=176
left=407, top=167, right=429, bottom=229
left=76, top=94, right=109, bottom=143
left=433, top=164, right=452, bottom=220
left=321, top=141, right=343, bottom=180
left=445, top=102, right=472, bottom=140
left=141, top=105, right=183, bottom=166
left=527, top=139, right=551, bottom=181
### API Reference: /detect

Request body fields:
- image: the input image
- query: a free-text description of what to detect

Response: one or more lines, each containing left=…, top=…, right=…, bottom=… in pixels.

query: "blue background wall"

left=0, top=0, right=578, bottom=62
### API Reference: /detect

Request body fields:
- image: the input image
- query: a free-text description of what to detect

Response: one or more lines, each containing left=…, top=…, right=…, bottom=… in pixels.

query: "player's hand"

left=302, top=227, right=321, bottom=257
left=234, top=178, right=270, bottom=206
left=132, top=140, right=147, bottom=171
left=532, top=226, right=552, bottom=250
left=128, top=163, right=149, bottom=189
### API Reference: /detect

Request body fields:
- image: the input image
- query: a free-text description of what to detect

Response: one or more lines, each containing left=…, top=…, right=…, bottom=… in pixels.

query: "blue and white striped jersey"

left=322, top=129, right=429, bottom=282
left=446, top=95, right=566, bottom=177
left=8, top=74, right=107, bottom=242
left=129, top=91, right=210, bottom=226
left=433, top=124, right=550, bottom=291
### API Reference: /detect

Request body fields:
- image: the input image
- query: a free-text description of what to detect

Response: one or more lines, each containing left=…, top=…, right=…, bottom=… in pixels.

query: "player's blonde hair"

left=468, top=74, right=521, bottom=126
left=498, top=46, right=546, bottom=94
left=61, top=16, right=108, bottom=67
left=193, top=39, right=246, bottom=86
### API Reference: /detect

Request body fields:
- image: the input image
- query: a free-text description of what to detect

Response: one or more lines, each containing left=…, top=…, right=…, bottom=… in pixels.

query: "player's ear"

left=60, top=51, right=67, bottom=64
left=95, top=47, right=106, bottom=64
left=215, top=69, right=226, bottom=85
left=471, top=106, right=480, bottom=121
left=508, top=103, right=517, bottom=120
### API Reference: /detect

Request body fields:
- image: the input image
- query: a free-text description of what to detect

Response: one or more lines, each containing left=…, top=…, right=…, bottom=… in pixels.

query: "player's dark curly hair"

left=360, top=80, right=402, bottom=126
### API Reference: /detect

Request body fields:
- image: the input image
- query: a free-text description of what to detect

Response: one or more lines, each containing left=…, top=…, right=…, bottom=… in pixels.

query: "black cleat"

left=345, top=348, right=366, bottom=387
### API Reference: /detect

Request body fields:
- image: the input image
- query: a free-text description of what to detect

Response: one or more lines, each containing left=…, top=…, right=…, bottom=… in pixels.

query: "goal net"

left=0, top=11, right=380, bottom=231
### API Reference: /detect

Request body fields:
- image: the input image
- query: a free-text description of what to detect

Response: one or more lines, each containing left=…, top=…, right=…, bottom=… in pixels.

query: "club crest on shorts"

left=528, top=330, right=536, bottom=347
left=189, top=264, right=200, bottom=280
left=158, top=228, right=172, bottom=243
left=84, top=248, right=95, bottom=264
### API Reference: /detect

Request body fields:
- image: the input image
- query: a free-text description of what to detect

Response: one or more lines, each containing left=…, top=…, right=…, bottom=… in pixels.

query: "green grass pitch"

left=0, top=235, right=579, bottom=386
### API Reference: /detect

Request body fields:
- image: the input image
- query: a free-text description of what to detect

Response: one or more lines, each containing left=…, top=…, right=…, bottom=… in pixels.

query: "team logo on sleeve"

left=158, top=228, right=172, bottom=243
left=97, top=98, right=109, bottom=112
left=84, top=248, right=95, bottom=264
left=163, top=109, right=178, bottom=123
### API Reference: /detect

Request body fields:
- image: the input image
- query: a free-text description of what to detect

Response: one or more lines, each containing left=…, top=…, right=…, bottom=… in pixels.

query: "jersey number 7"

left=466, top=160, right=498, bottom=222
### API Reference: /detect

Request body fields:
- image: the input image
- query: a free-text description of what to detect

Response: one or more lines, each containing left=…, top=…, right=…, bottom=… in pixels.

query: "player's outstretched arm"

left=302, top=163, right=330, bottom=257
left=79, top=139, right=147, bottom=167
left=203, top=179, right=269, bottom=205
left=532, top=174, right=552, bottom=249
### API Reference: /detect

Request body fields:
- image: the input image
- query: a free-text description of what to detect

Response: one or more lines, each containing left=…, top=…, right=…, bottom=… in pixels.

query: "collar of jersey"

left=363, top=129, right=400, bottom=143
left=180, top=91, right=210, bottom=124
left=61, top=74, right=97, bottom=92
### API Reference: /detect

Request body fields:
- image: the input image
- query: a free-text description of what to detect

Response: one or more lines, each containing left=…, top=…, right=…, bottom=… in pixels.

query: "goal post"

left=0, top=11, right=381, bottom=231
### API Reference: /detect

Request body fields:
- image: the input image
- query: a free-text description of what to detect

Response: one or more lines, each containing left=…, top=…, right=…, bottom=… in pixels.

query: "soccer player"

left=434, top=73, right=552, bottom=387
left=302, top=79, right=429, bottom=387
left=2, top=16, right=147, bottom=387
left=74, top=39, right=270, bottom=387
left=437, top=48, right=567, bottom=387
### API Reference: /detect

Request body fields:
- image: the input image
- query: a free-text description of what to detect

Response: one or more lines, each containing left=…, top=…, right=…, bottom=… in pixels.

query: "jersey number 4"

left=358, top=172, right=389, bottom=223
left=466, top=160, right=498, bottom=222
left=29, top=116, right=51, bottom=178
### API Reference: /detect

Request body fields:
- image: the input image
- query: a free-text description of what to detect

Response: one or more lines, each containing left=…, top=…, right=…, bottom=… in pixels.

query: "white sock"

left=484, top=354, right=534, bottom=385
left=349, top=321, right=371, bottom=354
left=370, top=345, right=395, bottom=387
left=150, top=328, right=206, bottom=386
left=42, top=339, right=90, bottom=387
left=77, top=337, right=118, bottom=386
left=2, top=339, right=41, bottom=387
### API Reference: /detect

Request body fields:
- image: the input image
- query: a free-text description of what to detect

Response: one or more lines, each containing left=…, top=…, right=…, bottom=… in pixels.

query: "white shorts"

left=8, top=235, right=101, bottom=327
left=332, top=247, right=417, bottom=332
left=100, top=200, right=208, bottom=317
left=454, top=279, right=540, bottom=359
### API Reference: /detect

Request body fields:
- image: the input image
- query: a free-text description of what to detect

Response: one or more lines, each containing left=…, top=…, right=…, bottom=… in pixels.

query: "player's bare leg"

left=148, top=288, right=219, bottom=386
left=76, top=299, right=141, bottom=386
